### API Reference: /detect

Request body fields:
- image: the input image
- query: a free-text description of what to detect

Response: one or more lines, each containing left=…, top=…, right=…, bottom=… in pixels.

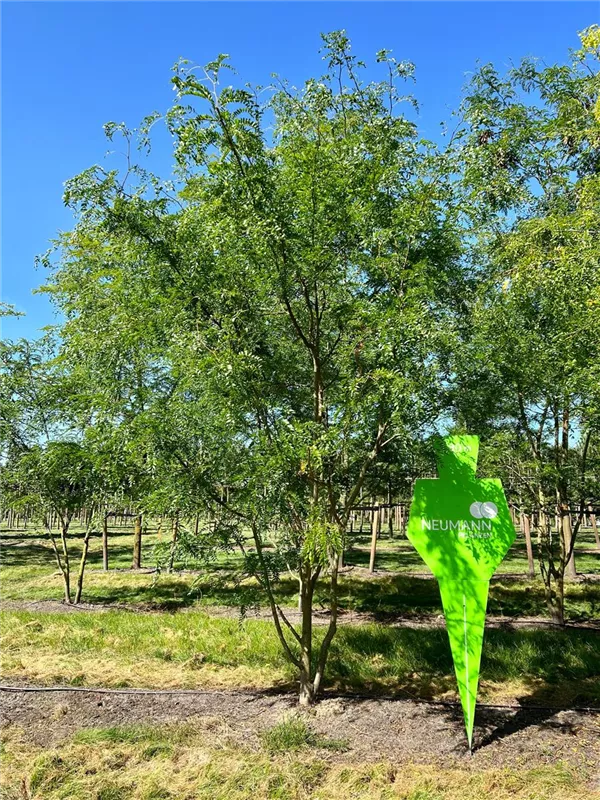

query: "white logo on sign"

left=469, top=501, right=498, bottom=520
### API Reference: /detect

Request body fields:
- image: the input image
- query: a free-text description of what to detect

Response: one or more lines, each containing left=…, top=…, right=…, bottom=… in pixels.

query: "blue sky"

left=2, top=1, right=597, bottom=340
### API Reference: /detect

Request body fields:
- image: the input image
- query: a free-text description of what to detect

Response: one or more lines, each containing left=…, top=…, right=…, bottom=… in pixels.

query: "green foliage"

left=32, top=30, right=463, bottom=694
left=449, top=25, right=600, bottom=620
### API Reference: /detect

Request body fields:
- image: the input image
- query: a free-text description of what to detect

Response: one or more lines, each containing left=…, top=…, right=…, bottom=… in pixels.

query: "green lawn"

left=1, top=525, right=599, bottom=621
left=2, top=609, right=599, bottom=705
left=2, top=523, right=599, bottom=704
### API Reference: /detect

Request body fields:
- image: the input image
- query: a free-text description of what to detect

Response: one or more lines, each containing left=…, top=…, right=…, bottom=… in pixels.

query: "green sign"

left=406, top=435, right=515, bottom=749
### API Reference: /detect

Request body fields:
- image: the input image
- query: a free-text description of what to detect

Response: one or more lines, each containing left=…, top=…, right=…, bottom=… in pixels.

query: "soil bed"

left=1, top=684, right=599, bottom=773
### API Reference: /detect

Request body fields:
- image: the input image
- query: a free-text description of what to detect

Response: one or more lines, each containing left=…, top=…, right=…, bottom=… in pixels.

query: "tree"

left=41, top=32, right=461, bottom=701
left=3, top=441, right=102, bottom=603
left=452, top=26, right=600, bottom=623
left=0, top=336, right=108, bottom=603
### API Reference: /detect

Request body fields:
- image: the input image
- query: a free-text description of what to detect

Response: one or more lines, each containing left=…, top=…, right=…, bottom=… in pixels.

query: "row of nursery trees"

left=1, top=28, right=599, bottom=704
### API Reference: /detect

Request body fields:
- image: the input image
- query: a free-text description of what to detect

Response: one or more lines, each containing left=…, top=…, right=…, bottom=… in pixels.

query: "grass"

left=260, top=715, right=348, bottom=753
left=2, top=609, right=599, bottom=705
left=2, top=527, right=599, bottom=620
left=2, top=523, right=598, bottom=798
left=2, top=562, right=598, bottom=622
left=1, top=720, right=598, bottom=800
left=1, top=523, right=598, bottom=705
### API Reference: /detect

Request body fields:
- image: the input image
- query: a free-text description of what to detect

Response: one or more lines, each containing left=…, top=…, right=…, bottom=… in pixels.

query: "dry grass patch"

left=1, top=651, right=286, bottom=690
left=1, top=722, right=598, bottom=800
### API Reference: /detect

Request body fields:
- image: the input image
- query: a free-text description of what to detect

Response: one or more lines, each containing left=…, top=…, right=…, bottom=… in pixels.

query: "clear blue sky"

left=2, top=1, right=597, bottom=340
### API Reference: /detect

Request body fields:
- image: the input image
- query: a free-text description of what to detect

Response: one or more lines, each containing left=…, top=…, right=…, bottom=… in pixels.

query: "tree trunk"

left=560, top=404, right=576, bottom=579
left=561, top=504, right=576, bottom=579
left=551, top=574, right=565, bottom=626
left=46, top=517, right=71, bottom=604
left=75, top=524, right=94, bottom=604
left=132, top=514, right=143, bottom=569
left=60, top=525, right=72, bottom=604
left=369, top=506, right=379, bottom=573
left=298, top=568, right=314, bottom=706
left=313, top=553, right=339, bottom=698
left=167, top=511, right=179, bottom=573
left=589, top=505, right=600, bottom=551
left=521, top=512, right=535, bottom=578
left=298, top=672, right=315, bottom=706
left=102, top=514, right=109, bottom=571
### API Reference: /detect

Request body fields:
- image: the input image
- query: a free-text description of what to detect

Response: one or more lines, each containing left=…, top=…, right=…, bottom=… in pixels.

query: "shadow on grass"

left=2, top=532, right=599, bottom=620
left=93, top=571, right=599, bottom=621
left=325, top=625, right=600, bottom=708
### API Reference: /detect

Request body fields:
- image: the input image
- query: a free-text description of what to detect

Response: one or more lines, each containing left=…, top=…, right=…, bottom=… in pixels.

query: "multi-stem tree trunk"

left=251, top=518, right=341, bottom=706
left=298, top=565, right=315, bottom=705
left=46, top=514, right=72, bottom=604
left=59, top=524, right=72, bottom=604
left=295, top=552, right=340, bottom=706
left=75, top=520, right=95, bottom=604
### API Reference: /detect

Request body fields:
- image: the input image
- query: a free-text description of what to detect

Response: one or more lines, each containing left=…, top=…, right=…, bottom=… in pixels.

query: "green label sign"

left=406, top=435, right=515, bottom=748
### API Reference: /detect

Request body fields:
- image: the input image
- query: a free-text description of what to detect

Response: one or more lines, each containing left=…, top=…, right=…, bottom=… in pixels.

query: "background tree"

left=3, top=441, right=102, bottom=604
left=452, top=26, right=600, bottom=623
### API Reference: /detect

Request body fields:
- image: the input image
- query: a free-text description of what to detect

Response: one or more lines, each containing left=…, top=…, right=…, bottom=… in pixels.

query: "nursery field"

left=1, top=523, right=600, bottom=799
left=2, top=14, right=600, bottom=798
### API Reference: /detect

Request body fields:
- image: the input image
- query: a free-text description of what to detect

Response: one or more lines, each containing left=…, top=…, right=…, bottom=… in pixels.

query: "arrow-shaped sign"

left=406, top=435, right=516, bottom=749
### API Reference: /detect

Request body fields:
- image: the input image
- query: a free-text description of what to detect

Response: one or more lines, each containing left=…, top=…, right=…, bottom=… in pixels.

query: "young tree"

left=4, top=441, right=101, bottom=603
left=0, top=336, right=107, bottom=603
left=41, top=33, right=461, bottom=701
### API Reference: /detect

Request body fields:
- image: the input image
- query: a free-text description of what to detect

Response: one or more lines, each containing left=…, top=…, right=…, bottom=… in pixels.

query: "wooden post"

left=369, top=505, right=379, bottom=573
left=132, top=514, right=143, bottom=569
left=102, top=513, right=109, bottom=571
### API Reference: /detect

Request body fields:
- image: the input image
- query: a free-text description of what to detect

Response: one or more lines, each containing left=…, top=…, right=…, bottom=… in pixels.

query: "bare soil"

left=1, top=685, right=599, bottom=773
left=2, top=598, right=599, bottom=630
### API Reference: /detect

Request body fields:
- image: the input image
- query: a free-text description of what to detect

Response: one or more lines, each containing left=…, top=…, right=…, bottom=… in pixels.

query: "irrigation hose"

left=1, top=684, right=598, bottom=714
